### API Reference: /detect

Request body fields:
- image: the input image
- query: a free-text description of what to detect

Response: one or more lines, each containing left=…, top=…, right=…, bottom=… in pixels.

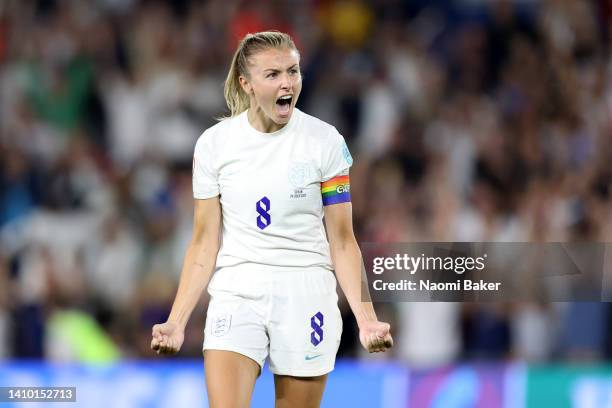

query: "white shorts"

left=203, top=265, right=342, bottom=377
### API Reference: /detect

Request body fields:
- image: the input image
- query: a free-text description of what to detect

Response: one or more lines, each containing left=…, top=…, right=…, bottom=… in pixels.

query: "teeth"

left=279, top=95, right=292, bottom=100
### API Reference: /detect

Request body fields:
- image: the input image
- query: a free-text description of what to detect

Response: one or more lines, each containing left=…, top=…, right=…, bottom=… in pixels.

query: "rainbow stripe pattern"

left=321, top=175, right=351, bottom=206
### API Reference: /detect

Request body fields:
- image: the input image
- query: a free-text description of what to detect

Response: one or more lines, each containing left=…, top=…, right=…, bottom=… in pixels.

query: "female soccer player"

left=151, top=31, right=393, bottom=408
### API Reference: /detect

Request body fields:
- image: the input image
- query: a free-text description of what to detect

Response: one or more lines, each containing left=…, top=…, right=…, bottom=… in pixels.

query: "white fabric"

left=192, top=108, right=352, bottom=271
left=203, top=266, right=342, bottom=376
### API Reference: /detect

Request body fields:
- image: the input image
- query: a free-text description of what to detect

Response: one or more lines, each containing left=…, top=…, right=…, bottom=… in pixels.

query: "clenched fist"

left=151, top=321, right=185, bottom=355
left=358, top=320, right=393, bottom=353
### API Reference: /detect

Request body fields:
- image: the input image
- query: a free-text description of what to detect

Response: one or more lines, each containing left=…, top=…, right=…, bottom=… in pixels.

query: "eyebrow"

left=263, top=64, right=299, bottom=73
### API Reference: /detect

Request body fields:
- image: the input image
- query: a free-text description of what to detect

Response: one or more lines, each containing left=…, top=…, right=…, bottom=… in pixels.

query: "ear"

left=238, top=75, right=253, bottom=95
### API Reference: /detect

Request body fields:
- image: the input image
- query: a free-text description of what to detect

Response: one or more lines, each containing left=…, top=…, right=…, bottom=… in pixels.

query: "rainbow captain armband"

left=321, top=175, right=351, bottom=206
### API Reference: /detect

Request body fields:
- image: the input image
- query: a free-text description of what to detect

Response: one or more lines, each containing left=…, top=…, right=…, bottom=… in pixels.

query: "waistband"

left=215, top=262, right=332, bottom=275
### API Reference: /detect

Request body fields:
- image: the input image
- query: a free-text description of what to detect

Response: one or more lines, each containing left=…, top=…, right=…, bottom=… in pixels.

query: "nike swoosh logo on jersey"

left=305, top=354, right=323, bottom=361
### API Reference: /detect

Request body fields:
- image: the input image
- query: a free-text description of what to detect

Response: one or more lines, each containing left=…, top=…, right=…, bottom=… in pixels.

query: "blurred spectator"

left=0, top=255, right=10, bottom=358
left=396, top=303, right=461, bottom=368
left=84, top=213, right=142, bottom=311
left=0, top=0, right=610, bottom=367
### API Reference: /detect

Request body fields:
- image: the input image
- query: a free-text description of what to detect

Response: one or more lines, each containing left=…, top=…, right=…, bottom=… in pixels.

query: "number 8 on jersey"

left=256, top=196, right=271, bottom=230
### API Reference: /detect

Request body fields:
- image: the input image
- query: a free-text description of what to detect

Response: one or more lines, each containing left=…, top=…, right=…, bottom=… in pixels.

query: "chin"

left=274, top=111, right=292, bottom=124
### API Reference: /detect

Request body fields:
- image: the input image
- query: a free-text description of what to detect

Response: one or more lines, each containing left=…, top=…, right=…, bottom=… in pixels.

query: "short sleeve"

left=321, top=128, right=353, bottom=182
left=192, top=133, right=220, bottom=199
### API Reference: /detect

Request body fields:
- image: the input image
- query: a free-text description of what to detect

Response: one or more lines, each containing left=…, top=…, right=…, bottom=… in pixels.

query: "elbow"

left=329, top=233, right=358, bottom=253
left=191, top=237, right=220, bottom=258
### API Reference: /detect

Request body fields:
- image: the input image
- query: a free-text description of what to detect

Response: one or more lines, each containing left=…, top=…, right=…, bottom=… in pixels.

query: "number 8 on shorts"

left=310, top=312, right=324, bottom=346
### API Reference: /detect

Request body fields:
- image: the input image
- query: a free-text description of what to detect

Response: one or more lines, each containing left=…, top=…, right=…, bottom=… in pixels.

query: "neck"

left=247, top=105, right=286, bottom=133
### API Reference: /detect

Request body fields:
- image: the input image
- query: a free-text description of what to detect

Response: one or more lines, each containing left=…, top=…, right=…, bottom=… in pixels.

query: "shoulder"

left=295, top=109, right=341, bottom=144
left=194, top=114, right=241, bottom=152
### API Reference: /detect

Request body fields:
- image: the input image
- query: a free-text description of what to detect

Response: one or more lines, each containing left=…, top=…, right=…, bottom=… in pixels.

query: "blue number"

left=310, top=312, right=324, bottom=346
left=256, top=196, right=271, bottom=230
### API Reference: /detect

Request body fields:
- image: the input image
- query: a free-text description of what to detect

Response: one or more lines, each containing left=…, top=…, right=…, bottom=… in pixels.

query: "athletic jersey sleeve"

left=192, top=132, right=220, bottom=199
left=321, top=128, right=353, bottom=206
left=321, top=128, right=353, bottom=182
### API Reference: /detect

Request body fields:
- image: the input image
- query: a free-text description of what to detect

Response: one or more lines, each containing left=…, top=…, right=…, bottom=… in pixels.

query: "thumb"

left=153, top=324, right=171, bottom=339
left=376, top=323, right=390, bottom=337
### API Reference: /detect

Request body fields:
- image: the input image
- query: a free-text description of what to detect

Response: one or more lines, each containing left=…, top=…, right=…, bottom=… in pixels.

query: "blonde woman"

left=151, top=31, right=393, bottom=408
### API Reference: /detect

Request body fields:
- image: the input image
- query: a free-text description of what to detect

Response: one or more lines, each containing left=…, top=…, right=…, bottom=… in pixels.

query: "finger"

left=368, top=340, right=382, bottom=353
left=370, top=337, right=384, bottom=351
left=383, top=334, right=394, bottom=349
left=377, top=323, right=391, bottom=337
left=373, top=340, right=386, bottom=351
left=151, top=338, right=160, bottom=351
left=371, top=335, right=383, bottom=348
left=376, top=337, right=387, bottom=351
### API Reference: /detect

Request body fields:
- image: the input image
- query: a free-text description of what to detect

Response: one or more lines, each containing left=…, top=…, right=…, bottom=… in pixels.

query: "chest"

left=218, top=136, right=323, bottom=216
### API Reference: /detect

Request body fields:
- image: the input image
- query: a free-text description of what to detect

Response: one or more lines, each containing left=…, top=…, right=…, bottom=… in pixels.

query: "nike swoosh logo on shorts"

left=305, top=354, right=323, bottom=361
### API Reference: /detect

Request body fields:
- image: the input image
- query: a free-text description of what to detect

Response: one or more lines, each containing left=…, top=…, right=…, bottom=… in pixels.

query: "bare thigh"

left=204, top=350, right=261, bottom=408
left=274, top=374, right=328, bottom=408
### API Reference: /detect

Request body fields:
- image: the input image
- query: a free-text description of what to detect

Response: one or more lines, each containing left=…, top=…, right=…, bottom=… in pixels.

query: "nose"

left=280, top=73, right=293, bottom=90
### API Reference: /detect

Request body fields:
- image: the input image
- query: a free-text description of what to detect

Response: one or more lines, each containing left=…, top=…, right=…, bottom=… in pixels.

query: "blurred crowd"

left=1, top=0, right=612, bottom=367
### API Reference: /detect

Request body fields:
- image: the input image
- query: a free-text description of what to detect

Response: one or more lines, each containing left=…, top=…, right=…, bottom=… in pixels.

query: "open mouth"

left=276, top=95, right=293, bottom=116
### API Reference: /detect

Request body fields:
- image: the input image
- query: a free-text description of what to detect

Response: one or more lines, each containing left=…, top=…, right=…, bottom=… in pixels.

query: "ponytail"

left=223, top=50, right=251, bottom=118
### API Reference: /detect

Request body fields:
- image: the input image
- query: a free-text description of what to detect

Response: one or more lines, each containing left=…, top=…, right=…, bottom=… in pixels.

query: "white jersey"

left=192, top=108, right=353, bottom=271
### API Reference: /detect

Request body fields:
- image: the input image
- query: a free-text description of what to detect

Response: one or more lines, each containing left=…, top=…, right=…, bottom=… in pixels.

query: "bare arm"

left=152, top=197, right=221, bottom=354
left=324, top=202, right=393, bottom=352
left=168, top=197, right=221, bottom=328
left=324, top=202, right=375, bottom=324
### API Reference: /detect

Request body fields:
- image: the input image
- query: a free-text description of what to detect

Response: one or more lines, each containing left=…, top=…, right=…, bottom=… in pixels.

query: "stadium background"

left=1, top=0, right=611, bottom=406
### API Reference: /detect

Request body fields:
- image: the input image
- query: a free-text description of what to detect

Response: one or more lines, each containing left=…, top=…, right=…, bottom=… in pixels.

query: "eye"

left=289, top=68, right=299, bottom=75
left=266, top=72, right=277, bottom=79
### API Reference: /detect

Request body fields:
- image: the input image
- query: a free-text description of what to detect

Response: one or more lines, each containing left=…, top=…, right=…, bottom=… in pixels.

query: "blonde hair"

left=222, top=31, right=298, bottom=118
